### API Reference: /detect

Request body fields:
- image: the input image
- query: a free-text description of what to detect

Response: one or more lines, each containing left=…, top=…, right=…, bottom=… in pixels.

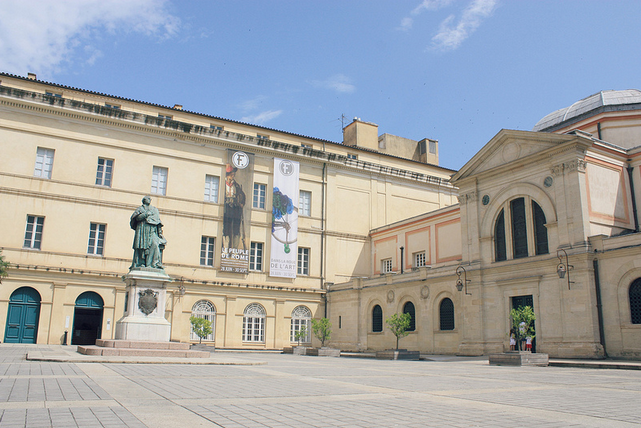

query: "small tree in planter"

left=386, top=312, right=411, bottom=350
left=190, top=316, right=213, bottom=344
left=510, top=306, right=536, bottom=351
left=0, top=250, right=9, bottom=283
left=311, top=318, right=331, bottom=347
left=294, top=325, right=308, bottom=346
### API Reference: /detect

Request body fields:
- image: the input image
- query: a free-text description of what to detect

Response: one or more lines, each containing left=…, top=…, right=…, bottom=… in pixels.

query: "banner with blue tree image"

left=270, top=158, right=299, bottom=278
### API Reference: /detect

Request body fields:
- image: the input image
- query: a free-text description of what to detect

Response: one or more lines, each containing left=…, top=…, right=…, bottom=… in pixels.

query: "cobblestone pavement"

left=1, top=345, right=640, bottom=427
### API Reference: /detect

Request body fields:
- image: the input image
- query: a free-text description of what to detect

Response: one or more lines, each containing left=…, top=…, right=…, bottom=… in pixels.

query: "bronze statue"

left=130, top=196, right=166, bottom=269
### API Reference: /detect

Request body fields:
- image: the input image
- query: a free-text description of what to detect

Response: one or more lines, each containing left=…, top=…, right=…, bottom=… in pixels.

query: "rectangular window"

left=381, top=258, right=393, bottom=273
left=24, top=215, right=44, bottom=249
left=45, top=91, right=62, bottom=98
left=204, top=175, right=219, bottom=203
left=34, top=147, right=54, bottom=179
left=210, top=124, right=223, bottom=131
left=105, top=103, right=120, bottom=109
left=257, top=134, right=269, bottom=140
left=253, top=183, right=266, bottom=209
left=250, top=242, right=263, bottom=271
left=95, top=158, right=114, bottom=187
left=87, top=223, right=106, bottom=256
left=301, top=143, right=312, bottom=149
left=151, top=166, right=168, bottom=195
left=299, top=191, right=311, bottom=216
left=347, top=153, right=358, bottom=160
left=200, top=236, right=215, bottom=266
left=243, top=316, right=265, bottom=342
left=158, top=113, right=173, bottom=120
left=414, top=252, right=426, bottom=268
left=298, top=247, right=310, bottom=275
left=429, top=141, right=437, bottom=154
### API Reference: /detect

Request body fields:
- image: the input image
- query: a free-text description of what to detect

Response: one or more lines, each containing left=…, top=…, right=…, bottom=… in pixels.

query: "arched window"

left=494, top=197, right=548, bottom=261
left=191, top=300, right=216, bottom=342
left=243, top=303, right=265, bottom=342
left=403, top=301, right=416, bottom=331
left=372, top=305, right=383, bottom=332
left=630, top=278, right=641, bottom=324
left=290, top=306, right=311, bottom=343
left=439, top=298, right=455, bottom=331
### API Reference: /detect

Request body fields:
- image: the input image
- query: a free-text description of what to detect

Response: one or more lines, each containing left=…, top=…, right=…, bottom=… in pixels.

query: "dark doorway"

left=72, top=292, right=104, bottom=345
left=4, top=287, right=41, bottom=343
left=512, top=295, right=535, bottom=352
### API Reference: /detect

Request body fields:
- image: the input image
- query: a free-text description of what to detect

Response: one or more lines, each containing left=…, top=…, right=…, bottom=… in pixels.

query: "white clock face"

left=232, top=151, right=249, bottom=169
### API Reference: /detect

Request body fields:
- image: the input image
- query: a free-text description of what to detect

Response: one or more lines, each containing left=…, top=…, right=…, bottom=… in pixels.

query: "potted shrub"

left=307, top=318, right=340, bottom=356
left=376, top=312, right=419, bottom=360
left=190, top=316, right=213, bottom=349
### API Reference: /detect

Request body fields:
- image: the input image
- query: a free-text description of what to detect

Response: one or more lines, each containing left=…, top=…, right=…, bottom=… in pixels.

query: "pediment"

left=451, top=129, right=582, bottom=184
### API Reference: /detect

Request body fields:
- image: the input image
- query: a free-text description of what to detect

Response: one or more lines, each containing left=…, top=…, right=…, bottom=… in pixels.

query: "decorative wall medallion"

left=420, top=285, right=430, bottom=299
left=138, top=289, right=158, bottom=316
left=482, top=195, right=490, bottom=205
left=502, top=142, right=521, bottom=163
left=544, top=176, right=553, bottom=187
left=387, top=290, right=395, bottom=303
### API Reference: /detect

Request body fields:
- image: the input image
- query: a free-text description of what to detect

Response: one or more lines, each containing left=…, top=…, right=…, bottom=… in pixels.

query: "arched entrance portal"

left=4, top=287, right=41, bottom=343
left=72, top=292, right=104, bottom=345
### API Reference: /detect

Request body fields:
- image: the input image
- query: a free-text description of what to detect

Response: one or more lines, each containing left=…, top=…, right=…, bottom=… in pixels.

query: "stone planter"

left=376, top=349, right=420, bottom=360
left=293, top=346, right=311, bottom=355
left=489, top=351, right=549, bottom=366
left=306, top=347, right=341, bottom=357
left=190, top=343, right=215, bottom=352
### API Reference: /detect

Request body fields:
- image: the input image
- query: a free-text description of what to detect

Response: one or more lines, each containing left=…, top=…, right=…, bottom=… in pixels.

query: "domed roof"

left=533, top=89, right=641, bottom=132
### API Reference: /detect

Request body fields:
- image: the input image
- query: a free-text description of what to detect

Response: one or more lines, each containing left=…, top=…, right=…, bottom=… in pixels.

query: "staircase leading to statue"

left=77, top=339, right=210, bottom=358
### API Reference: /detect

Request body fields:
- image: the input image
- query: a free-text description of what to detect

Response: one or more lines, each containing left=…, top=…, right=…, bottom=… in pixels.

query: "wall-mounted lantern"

left=556, top=249, right=574, bottom=289
left=455, top=266, right=472, bottom=296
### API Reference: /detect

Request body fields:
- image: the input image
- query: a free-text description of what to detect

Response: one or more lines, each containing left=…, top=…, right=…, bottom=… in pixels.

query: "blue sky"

left=1, top=0, right=640, bottom=170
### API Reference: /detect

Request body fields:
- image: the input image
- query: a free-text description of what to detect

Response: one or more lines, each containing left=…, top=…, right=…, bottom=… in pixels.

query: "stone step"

left=77, top=345, right=209, bottom=358
left=95, top=339, right=190, bottom=350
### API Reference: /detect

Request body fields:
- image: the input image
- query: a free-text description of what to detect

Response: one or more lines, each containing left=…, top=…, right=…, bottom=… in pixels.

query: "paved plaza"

left=0, top=345, right=640, bottom=427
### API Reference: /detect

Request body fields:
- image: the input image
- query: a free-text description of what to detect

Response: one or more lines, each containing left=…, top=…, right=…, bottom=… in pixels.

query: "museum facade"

left=2, top=72, right=640, bottom=358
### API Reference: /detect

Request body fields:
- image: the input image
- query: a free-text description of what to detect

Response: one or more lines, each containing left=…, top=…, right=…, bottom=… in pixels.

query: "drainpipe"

left=592, top=257, right=608, bottom=358
left=400, top=246, right=404, bottom=274
left=322, top=162, right=327, bottom=318
left=626, top=165, right=639, bottom=232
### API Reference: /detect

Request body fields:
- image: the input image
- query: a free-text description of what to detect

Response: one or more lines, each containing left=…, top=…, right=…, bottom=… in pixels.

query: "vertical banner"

left=220, top=149, right=254, bottom=273
left=270, top=158, right=299, bottom=278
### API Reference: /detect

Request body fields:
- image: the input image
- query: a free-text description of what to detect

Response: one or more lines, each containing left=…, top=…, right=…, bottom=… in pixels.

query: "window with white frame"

left=191, top=300, right=215, bottom=342
left=242, top=303, right=265, bottom=342
left=151, top=166, right=168, bottom=195
left=87, top=223, right=106, bottom=256
left=414, top=251, right=426, bottom=268
left=299, top=190, right=311, bottom=216
left=95, top=158, right=113, bottom=187
left=204, top=175, right=219, bottom=203
left=250, top=242, right=263, bottom=271
left=494, top=197, right=549, bottom=262
left=24, top=215, right=44, bottom=249
left=290, top=306, right=312, bottom=343
left=298, top=247, right=310, bottom=275
left=200, top=236, right=215, bottom=266
left=34, top=147, right=54, bottom=179
left=381, top=258, right=393, bottom=273
left=253, top=183, right=266, bottom=209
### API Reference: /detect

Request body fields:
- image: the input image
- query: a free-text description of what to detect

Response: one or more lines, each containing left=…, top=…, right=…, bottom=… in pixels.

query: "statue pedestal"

left=115, top=268, right=172, bottom=342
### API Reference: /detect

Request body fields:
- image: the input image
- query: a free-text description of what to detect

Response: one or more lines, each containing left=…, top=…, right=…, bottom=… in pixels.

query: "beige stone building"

left=0, top=72, right=456, bottom=348
left=329, top=90, right=641, bottom=359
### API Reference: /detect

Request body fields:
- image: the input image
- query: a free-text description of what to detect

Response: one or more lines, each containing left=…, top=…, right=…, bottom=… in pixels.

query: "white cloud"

left=311, top=74, right=355, bottom=94
left=0, top=0, right=179, bottom=77
left=398, top=0, right=454, bottom=32
left=430, top=0, right=497, bottom=51
left=241, top=110, right=283, bottom=125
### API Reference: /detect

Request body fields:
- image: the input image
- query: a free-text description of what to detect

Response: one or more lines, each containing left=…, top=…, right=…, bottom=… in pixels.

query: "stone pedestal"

left=115, top=268, right=172, bottom=342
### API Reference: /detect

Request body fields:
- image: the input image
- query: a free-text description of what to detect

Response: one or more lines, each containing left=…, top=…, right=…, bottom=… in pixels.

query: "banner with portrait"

left=220, top=149, right=254, bottom=273
left=270, top=158, right=299, bottom=278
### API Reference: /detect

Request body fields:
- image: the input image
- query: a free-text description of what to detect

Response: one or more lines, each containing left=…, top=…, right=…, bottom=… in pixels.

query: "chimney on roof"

left=343, top=118, right=379, bottom=151
left=27, top=73, right=36, bottom=80
left=173, top=104, right=183, bottom=110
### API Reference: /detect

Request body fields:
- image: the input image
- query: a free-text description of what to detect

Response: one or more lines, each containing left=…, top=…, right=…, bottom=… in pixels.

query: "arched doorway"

left=4, top=287, right=41, bottom=343
left=72, top=292, right=104, bottom=345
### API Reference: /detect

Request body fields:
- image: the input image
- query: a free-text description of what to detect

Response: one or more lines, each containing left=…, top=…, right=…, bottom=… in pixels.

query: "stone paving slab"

left=2, top=345, right=641, bottom=427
